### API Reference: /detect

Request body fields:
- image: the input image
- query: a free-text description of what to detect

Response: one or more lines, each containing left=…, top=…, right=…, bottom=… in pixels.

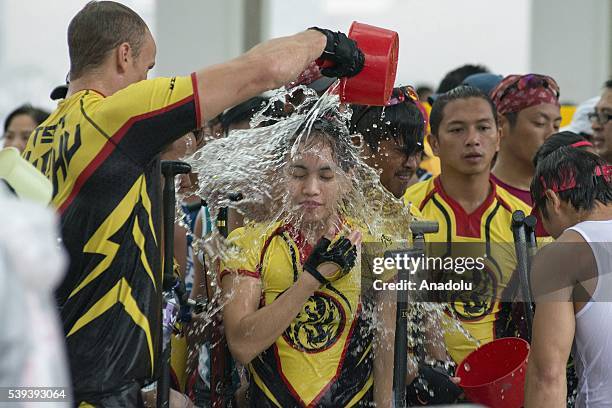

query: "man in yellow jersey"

left=220, top=119, right=394, bottom=407
left=21, top=2, right=364, bottom=405
left=490, top=74, right=562, bottom=206
left=404, top=86, right=532, bottom=364
left=351, top=88, right=467, bottom=404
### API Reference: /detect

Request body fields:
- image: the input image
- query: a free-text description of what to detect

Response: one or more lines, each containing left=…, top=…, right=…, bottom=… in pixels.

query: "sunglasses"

left=497, top=74, right=560, bottom=102
left=587, top=111, right=612, bottom=125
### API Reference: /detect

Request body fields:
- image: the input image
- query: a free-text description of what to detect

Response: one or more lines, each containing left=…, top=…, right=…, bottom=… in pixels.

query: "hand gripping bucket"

left=456, top=337, right=530, bottom=408
left=339, top=21, right=399, bottom=105
left=300, top=22, right=399, bottom=105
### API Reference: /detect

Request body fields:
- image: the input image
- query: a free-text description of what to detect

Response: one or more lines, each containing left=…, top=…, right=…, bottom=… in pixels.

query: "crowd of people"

left=1, top=1, right=611, bottom=407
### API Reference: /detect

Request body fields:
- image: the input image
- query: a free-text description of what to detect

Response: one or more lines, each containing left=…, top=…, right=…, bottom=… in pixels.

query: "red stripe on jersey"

left=258, top=226, right=286, bottom=276
left=218, top=269, right=260, bottom=284
left=494, top=188, right=514, bottom=214
left=270, top=302, right=364, bottom=407
left=57, top=94, right=195, bottom=214
left=309, top=302, right=363, bottom=407
left=418, top=186, right=437, bottom=212
left=433, top=176, right=496, bottom=239
left=273, top=343, right=308, bottom=406
left=191, top=72, right=202, bottom=129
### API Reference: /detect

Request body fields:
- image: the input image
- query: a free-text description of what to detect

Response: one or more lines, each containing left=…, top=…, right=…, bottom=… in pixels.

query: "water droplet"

left=464, top=363, right=471, bottom=372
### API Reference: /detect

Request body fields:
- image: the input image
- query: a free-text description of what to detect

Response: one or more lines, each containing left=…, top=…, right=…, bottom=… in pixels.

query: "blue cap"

left=461, top=73, right=503, bottom=97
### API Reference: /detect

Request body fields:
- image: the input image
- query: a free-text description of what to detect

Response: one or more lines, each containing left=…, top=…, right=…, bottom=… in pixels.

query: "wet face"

left=592, top=89, right=612, bottom=162
left=286, top=142, right=343, bottom=224
left=125, top=30, right=156, bottom=85
left=430, top=97, right=499, bottom=177
left=362, top=136, right=421, bottom=198
left=502, top=103, right=561, bottom=168
left=3, top=114, right=38, bottom=152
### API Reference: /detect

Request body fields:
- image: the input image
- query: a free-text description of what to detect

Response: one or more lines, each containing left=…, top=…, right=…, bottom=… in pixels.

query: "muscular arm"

left=196, top=30, right=326, bottom=121
left=525, top=238, right=578, bottom=408
left=221, top=271, right=320, bottom=365
left=524, top=301, right=574, bottom=407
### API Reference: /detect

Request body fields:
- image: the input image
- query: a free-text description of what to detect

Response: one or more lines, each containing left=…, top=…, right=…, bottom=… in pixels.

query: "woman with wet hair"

left=218, top=118, right=394, bottom=407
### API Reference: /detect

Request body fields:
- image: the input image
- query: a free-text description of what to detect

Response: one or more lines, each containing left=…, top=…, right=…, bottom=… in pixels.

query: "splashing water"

left=178, top=81, right=473, bottom=398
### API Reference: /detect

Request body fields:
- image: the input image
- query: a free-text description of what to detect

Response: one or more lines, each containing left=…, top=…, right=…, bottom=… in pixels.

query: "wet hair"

left=287, top=117, right=357, bottom=172
left=532, top=131, right=591, bottom=167
left=220, top=96, right=267, bottom=131
left=68, top=1, right=148, bottom=80
left=429, top=85, right=497, bottom=136
left=349, top=97, right=425, bottom=156
left=436, top=64, right=489, bottom=94
left=3, top=104, right=49, bottom=132
left=220, top=96, right=285, bottom=134
left=531, top=148, right=612, bottom=219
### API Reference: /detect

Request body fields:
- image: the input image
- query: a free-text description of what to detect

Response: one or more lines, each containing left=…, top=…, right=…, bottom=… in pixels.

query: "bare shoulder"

left=556, top=228, right=587, bottom=244
left=535, top=229, right=587, bottom=260
left=531, top=229, right=593, bottom=301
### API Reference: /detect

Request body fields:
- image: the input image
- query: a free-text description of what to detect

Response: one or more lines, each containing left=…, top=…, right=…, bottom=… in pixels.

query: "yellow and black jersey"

left=22, top=75, right=201, bottom=398
left=220, top=222, right=375, bottom=407
left=404, top=176, right=531, bottom=363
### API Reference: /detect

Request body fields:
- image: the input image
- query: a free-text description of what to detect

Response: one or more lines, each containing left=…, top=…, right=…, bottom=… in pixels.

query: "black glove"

left=303, top=236, right=358, bottom=285
left=309, top=27, right=365, bottom=78
left=406, top=362, right=462, bottom=405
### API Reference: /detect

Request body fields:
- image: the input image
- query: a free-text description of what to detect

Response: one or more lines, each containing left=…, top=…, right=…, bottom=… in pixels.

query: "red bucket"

left=456, top=337, right=530, bottom=408
left=339, top=21, right=399, bottom=105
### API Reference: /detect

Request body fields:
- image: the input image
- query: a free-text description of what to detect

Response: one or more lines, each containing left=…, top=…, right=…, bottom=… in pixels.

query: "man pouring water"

left=22, top=1, right=364, bottom=405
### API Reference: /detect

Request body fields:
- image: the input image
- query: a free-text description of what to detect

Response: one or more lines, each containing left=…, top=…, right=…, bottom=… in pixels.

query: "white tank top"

left=567, top=220, right=612, bottom=408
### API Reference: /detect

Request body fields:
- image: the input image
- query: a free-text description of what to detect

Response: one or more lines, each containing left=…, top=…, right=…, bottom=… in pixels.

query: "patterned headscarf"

left=490, top=74, right=560, bottom=115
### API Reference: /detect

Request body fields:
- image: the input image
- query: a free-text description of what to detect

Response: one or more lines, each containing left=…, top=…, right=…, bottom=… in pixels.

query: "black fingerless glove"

left=303, top=236, right=358, bottom=285
left=309, top=27, right=365, bottom=78
left=406, top=362, right=462, bottom=405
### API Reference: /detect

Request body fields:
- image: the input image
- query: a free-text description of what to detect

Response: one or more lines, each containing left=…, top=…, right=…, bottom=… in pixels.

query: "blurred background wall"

left=1, top=0, right=610, bottom=122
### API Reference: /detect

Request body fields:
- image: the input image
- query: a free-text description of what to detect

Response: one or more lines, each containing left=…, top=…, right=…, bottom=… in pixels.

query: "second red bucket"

left=339, top=21, right=399, bottom=106
left=456, top=337, right=530, bottom=408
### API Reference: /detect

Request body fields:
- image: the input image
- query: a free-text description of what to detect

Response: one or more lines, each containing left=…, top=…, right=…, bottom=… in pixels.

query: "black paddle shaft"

left=511, top=210, right=534, bottom=341
left=157, top=160, right=191, bottom=408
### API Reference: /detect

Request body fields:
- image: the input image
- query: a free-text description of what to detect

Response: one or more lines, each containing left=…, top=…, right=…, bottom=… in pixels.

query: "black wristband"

left=303, top=263, right=328, bottom=286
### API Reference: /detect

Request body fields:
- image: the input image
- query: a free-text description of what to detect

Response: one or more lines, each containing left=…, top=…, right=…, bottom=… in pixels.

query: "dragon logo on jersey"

left=434, top=256, right=499, bottom=321
left=449, top=263, right=498, bottom=320
left=282, top=292, right=346, bottom=353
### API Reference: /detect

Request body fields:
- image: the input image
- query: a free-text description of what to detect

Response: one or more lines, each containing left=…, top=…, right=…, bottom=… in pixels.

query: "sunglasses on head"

left=351, top=85, right=428, bottom=129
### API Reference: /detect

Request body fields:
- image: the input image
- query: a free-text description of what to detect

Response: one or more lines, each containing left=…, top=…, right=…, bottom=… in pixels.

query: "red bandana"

left=491, top=74, right=560, bottom=115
